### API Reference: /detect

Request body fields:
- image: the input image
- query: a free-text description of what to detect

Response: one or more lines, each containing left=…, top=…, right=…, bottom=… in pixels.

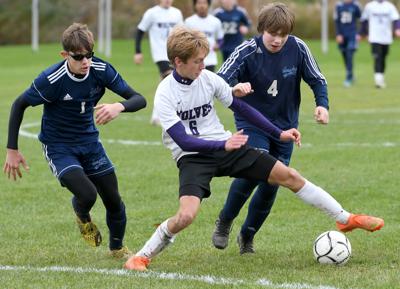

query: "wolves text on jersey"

left=177, top=102, right=212, bottom=121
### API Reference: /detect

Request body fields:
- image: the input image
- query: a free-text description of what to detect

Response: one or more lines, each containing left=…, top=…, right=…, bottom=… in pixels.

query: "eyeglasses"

left=69, top=51, right=94, bottom=61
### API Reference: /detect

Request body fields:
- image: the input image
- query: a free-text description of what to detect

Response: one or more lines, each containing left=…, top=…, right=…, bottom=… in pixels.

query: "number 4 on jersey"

left=267, top=80, right=278, bottom=97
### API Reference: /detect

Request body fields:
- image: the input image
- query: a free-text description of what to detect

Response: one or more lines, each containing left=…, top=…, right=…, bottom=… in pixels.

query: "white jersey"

left=155, top=69, right=233, bottom=161
left=361, top=0, right=400, bottom=44
left=184, top=14, right=224, bottom=66
left=138, top=5, right=183, bottom=62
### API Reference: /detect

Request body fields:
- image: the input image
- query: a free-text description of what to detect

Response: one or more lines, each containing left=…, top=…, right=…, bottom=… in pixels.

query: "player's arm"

left=217, top=40, right=253, bottom=85
left=333, top=6, right=343, bottom=43
left=167, top=122, right=227, bottom=152
left=228, top=95, right=301, bottom=145
left=134, top=29, right=145, bottom=65
left=298, top=40, right=329, bottom=124
left=95, top=86, right=146, bottom=125
left=393, top=19, right=400, bottom=37
left=4, top=94, right=30, bottom=180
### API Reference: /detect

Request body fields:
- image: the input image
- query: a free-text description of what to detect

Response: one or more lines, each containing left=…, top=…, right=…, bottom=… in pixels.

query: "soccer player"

left=214, top=0, right=251, bottom=61
left=333, top=0, right=362, bottom=87
left=124, top=26, right=384, bottom=271
left=360, top=0, right=400, bottom=88
left=3, top=23, right=146, bottom=258
left=212, top=2, right=331, bottom=255
left=185, top=0, right=224, bottom=72
left=134, top=0, right=183, bottom=125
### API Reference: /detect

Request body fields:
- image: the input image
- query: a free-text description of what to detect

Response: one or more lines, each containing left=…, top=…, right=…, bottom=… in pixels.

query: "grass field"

left=0, top=39, right=399, bottom=289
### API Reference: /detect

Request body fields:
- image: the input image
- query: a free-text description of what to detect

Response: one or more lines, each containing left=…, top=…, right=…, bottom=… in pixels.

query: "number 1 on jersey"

left=80, top=101, right=86, bottom=114
left=267, top=80, right=278, bottom=97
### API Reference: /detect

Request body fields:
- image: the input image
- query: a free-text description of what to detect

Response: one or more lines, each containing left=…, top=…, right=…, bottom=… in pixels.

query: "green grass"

left=0, top=39, right=399, bottom=289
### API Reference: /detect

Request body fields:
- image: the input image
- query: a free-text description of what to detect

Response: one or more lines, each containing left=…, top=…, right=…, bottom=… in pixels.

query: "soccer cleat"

left=124, top=255, right=151, bottom=271
left=76, top=217, right=102, bottom=247
left=237, top=233, right=255, bottom=255
left=212, top=217, right=233, bottom=249
left=109, top=246, right=132, bottom=259
left=336, top=214, right=384, bottom=233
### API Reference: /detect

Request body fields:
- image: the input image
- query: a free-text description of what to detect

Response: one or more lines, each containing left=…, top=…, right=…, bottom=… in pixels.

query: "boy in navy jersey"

left=3, top=23, right=146, bottom=258
left=214, top=0, right=251, bottom=61
left=212, top=3, right=332, bottom=254
left=334, top=0, right=362, bottom=87
left=124, top=26, right=383, bottom=271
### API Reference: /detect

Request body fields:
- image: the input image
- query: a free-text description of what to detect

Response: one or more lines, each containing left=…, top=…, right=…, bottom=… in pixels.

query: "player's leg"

left=212, top=178, right=258, bottom=249
left=60, top=169, right=102, bottom=247
left=213, top=129, right=273, bottom=250
left=267, top=160, right=384, bottom=232
left=125, top=155, right=215, bottom=271
left=125, top=193, right=202, bottom=271
left=372, top=43, right=386, bottom=88
left=42, top=143, right=102, bottom=247
left=237, top=141, right=293, bottom=254
left=90, top=172, right=130, bottom=258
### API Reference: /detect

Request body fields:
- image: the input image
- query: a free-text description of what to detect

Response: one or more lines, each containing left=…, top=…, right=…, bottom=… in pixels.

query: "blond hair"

left=257, top=3, right=295, bottom=35
left=167, top=26, right=209, bottom=66
left=62, top=23, right=94, bottom=53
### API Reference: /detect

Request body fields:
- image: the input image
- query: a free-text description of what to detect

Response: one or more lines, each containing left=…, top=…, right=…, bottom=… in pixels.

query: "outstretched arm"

left=4, top=95, right=30, bottom=180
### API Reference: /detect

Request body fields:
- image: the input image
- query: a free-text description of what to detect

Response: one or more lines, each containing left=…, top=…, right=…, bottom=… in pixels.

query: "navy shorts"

left=177, top=145, right=277, bottom=199
left=241, top=127, right=293, bottom=166
left=42, top=141, right=114, bottom=179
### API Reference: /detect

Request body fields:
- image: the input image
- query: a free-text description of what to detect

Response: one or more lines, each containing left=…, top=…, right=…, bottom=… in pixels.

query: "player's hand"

left=3, top=149, right=29, bottom=181
left=239, top=25, right=249, bottom=35
left=356, top=34, right=362, bottom=42
left=280, top=129, right=301, bottom=147
left=225, top=130, right=248, bottom=151
left=395, top=29, right=400, bottom=38
left=94, top=103, right=125, bottom=125
left=134, top=53, right=143, bottom=65
left=232, top=82, right=253, bottom=97
left=335, top=35, right=343, bottom=44
left=314, top=106, right=329, bottom=124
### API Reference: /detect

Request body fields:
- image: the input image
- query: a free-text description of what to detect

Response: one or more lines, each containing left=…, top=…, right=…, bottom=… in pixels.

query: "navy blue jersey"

left=218, top=35, right=328, bottom=131
left=334, top=1, right=362, bottom=37
left=213, top=5, right=250, bottom=54
left=23, top=56, right=130, bottom=145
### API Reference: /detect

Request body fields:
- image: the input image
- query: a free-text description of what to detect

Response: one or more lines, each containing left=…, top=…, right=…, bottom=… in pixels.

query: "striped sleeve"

left=217, top=38, right=257, bottom=85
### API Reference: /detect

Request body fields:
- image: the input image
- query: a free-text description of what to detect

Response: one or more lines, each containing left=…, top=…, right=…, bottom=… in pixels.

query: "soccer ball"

left=313, top=230, right=351, bottom=265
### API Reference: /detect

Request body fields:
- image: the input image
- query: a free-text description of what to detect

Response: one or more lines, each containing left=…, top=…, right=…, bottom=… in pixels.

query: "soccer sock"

left=106, top=202, right=127, bottom=250
left=295, top=180, right=350, bottom=224
left=136, top=219, right=176, bottom=259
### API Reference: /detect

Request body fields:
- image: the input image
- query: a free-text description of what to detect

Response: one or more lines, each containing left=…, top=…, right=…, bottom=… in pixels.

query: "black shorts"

left=156, top=61, right=173, bottom=78
left=176, top=145, right=277, bottom=199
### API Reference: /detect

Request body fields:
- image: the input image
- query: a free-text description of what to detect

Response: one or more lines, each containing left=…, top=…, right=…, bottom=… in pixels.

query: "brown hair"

left=257, top=3, right=295, bottom=35
left=62, top=23, right=94, bottom=53
left=167, top=26, right=209, bottom=65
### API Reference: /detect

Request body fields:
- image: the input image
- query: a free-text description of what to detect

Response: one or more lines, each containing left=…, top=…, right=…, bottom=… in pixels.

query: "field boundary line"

left=0, top=264, right=341, bottom=289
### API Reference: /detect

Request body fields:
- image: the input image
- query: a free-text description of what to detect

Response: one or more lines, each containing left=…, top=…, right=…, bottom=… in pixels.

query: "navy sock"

left=107, top=202, right=127, bottom=250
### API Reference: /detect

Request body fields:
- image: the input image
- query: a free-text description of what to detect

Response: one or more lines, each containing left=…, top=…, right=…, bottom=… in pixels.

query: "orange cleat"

left=124, top=255, right=151, bottom=271
left=336, top=214, right=384, bottom=233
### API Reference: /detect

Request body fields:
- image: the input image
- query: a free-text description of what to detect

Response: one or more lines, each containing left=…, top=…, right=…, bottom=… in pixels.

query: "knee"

left=175, top=210, right=197, bottom=229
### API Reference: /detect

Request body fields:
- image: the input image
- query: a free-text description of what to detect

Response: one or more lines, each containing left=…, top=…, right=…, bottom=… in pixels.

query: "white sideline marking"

left=0, top=265, right=341, bottom=289
left=19, top=122, right=400, bottom=148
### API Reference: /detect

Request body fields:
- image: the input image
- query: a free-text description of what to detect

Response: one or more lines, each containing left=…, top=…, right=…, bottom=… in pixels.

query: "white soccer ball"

left=313, top=230, right=351, bottom=265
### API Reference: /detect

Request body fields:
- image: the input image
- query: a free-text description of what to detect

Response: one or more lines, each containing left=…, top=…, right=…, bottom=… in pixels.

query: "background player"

left=185, top=0, right=224, bottom=72
left=134, top=0, right=183, bottom=125
left=124, top=26, right=384, bottom=271
left=360, top=0, right=400, bottom=88
left=214, top=0, right=251, bottom=61
left=212, top=2, right=330, bottom=254
left=333, top=0, right=362, bottom=87
left=3, top=23, right=146, bottom=258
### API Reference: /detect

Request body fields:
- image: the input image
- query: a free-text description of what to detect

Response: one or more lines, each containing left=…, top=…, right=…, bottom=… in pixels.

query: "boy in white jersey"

left=360, top=0, right=400, bottom=88
left=185, top=0, right=224, bottom=72
left=124, top=26, right=384, bottom=271
left=134, top=0, right=183, bottom=125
